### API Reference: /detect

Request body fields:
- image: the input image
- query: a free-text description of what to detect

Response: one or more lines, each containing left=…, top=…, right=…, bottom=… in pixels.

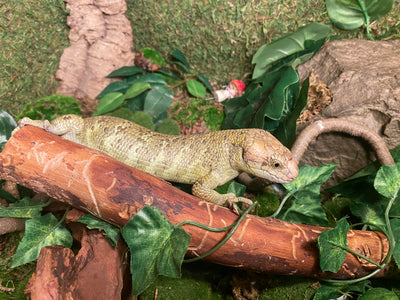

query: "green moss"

left=0, top=232, right=36, bottom=300
left=16, top=94, right=82, bottom=121
left=155, top=118, right=181, bottom=135
left=0, top=0, right=69, bottom=117
left=130, top=111, right=155, bottom=130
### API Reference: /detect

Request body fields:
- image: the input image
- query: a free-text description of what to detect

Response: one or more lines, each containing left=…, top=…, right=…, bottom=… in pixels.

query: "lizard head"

left=242, top=130, right=299, bottom=183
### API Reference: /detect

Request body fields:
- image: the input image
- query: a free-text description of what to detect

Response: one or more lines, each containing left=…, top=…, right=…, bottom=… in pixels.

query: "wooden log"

left=0, top=126, right=390, bottom=279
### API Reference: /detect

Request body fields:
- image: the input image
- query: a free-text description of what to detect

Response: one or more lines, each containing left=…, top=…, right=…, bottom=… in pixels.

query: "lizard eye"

left=273, top=161, right=280, bottom=168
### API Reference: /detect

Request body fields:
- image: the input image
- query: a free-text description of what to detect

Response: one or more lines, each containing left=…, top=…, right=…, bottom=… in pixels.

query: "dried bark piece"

left=25, top=226, right=127, bottom=300
left=56, top=0, right=135, bottom=113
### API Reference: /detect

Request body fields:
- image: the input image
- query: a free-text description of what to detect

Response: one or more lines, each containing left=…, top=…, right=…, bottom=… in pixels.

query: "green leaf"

left=326, top=0, right=394, bottom=30
left=126, top=73, right=167, bottom=86
left=318, top=218, right=349, bottom=272
left=144, top=85, right=173, bottom=118
left=252, top=23, right=330, bottom=79
left=226, top=181, right=246, bottom=197
left=0, top=110, right=17, bottom=151
left=186, top=79, right=206, bottom=98
left=390, top=218, right=400, bottom=269
left=142, top=48, right=165, bottom=66
left=281, top=165, right=336, bottom=226
left=264, top=67, right=299, bottom=120
left=124, top=82, right=151, bottom=100
left=359, top=287, right=399, bottom=300
left=126, top=91, right=147, bottom=112
left=284, top=164, right=337, bottom=197
left=273, top=77, right=309, bottom=148
left=96, top=81, right=130, bottom=99
left=93, top=92, right=125, bottom=116
left=122, top=206, right=191, bottom=297
left=0, top=197, right=45, bottom=218
left=16, top=95, right=82, bottom=122
left=106, top=66, right=144, bottom=78
left=374, top=163, right=400, bottom=199
left=170, top=49, right=190, bottom=72
left=11, top=213, right=73, bottom=267
left=196, top=74, right=214, bottom=93
left=77, top=214, right=121, bottom=247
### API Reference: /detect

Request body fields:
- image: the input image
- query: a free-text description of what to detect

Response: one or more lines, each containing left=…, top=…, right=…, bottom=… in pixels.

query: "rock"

left=297, top=39, right=400, bottom=185
left=56, top=0, right=135, bottom=114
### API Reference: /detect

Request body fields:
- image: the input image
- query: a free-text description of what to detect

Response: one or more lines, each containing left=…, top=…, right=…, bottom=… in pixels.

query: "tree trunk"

left=0, top=126, right=390, bottom=279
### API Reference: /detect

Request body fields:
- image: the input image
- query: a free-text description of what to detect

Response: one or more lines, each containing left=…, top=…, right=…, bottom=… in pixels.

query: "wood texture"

left=0, top=126, right=390, bottom=279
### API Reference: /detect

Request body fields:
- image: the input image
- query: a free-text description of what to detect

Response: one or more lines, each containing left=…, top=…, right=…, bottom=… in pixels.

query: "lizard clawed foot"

left=221, top=193, right=253, bottom=215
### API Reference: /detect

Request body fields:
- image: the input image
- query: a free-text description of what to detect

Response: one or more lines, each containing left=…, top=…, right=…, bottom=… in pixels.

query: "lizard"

left=16, top=114, right=299, bottom=207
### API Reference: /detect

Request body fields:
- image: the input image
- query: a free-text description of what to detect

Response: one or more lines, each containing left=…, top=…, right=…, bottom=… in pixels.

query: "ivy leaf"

left=106, top=66, right=144, bottom=78
left=0, top=110, right=17, bottom=152
left=252, top=23, right=330, bottom=79
left=124, top=82, right=151, bottom=100
left=93, top=92, right=125, bottom=116
left=359, top=287, right=399, bottom=300
left=318, top=218, right=349, bottom=272
left=11, top=213, right=73, bottom=267
left=374, top=163, right=400, bottom=199
left=390, top=218, right=400, bottom=269
left=284, top=164, right=337, bottom=198
left=281, top=165, right=336, bottom=226
left=96, top=81, right=130, bottom=99
left=326, top=0, right=394, bottom=30
left=226, top=181, right=246, bottom=197
left=144, top=85, right=173, bottom=119
left=122, top=206, right=191, bottom=297
left=0, top=197, right=45, bottom=219
left=186, top=79, right=206, bottom=98
left=77, top=214, right=121, bottom=247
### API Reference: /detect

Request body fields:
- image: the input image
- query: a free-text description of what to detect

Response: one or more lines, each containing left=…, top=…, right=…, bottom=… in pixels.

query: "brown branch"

left=0, top=126, right=391, bottom=279
left=292, top=118, right=394, bottom=165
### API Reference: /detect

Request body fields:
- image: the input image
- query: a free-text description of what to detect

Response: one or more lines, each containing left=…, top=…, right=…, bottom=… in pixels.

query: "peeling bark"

left=24, top=224, right=128, bottom=300
left=0, top=126, right=391, bottom=279
left=56, top=0, right=135, bottom=113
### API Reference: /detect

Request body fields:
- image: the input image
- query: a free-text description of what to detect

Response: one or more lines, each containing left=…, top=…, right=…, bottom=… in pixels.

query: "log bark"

left=0, top=126, right=390, bottom=279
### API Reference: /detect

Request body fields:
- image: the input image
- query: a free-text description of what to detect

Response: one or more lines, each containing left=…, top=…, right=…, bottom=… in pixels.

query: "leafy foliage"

left=279, top=164, right=335, bottom=226
left=77, top=214, right=121, bottom=247
left=95, top=49, right=212, bottom=124
left=0, top=110, right=17, bottom=152
left=318, top=218, right=349, bottom=272
left=122, top=206, right=191, bottom=297
left=0, top=197, right=46, bottom=219
left=252, top=23, right=331, bottom=79
left=326, top=0, right=394, bottom=39
left=11, top=213, right=73, bottom=267
left=222, top=23, right=330, bottom=147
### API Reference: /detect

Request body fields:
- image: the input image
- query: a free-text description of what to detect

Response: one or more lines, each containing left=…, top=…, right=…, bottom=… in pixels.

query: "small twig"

left=291, top=118, right=394, bottom=166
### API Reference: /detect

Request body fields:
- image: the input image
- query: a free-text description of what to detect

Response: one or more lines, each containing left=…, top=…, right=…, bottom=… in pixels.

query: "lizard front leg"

left=192, top=169, right=253, bottom=207
left=15, top=115, right=84, bottom=143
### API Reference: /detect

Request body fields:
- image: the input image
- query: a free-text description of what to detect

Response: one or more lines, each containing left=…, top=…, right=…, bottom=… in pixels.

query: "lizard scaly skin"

left=16, top=115, right=299, bottom=206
